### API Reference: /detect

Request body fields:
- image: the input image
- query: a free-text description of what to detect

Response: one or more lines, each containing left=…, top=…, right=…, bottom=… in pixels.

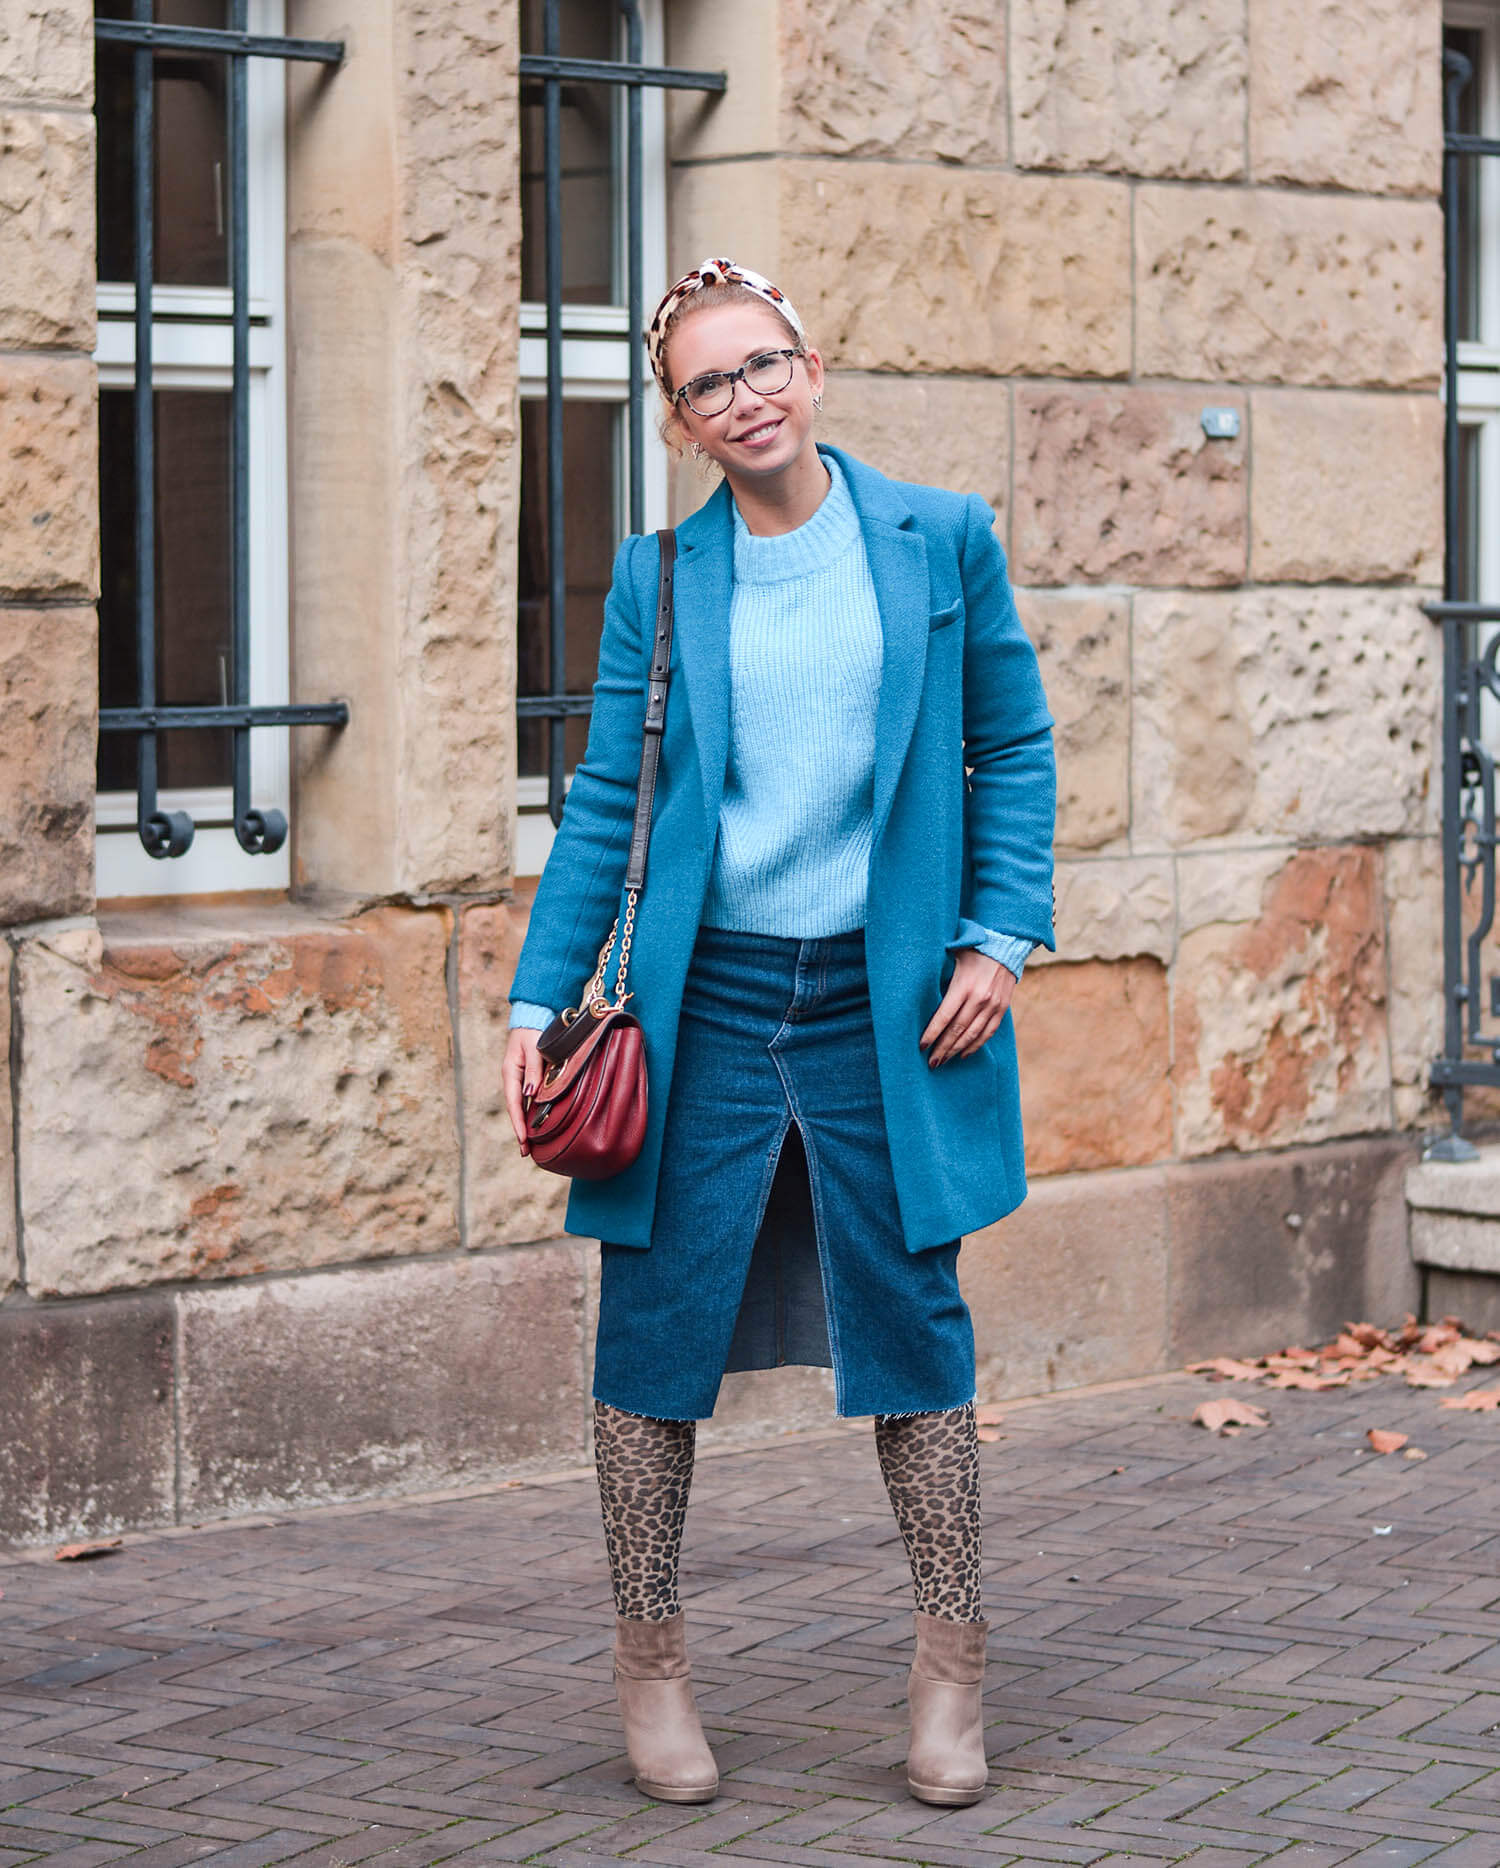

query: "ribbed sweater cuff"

left=947, top=925, right=1035, bottom=982
left=508, top=1000, right=557, bottom=1032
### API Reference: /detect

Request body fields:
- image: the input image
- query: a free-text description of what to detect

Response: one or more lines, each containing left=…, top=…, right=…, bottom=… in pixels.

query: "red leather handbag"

left=522, top=530, right=676, bottom=1179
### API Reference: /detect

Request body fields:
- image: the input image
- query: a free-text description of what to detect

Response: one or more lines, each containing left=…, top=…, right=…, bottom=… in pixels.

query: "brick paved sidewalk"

left=4, top=1369, right=1500, bottom=1867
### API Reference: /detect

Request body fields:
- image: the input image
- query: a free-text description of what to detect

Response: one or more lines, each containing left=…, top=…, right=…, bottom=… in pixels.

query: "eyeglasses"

left=674, top=347, right=806, bottom=418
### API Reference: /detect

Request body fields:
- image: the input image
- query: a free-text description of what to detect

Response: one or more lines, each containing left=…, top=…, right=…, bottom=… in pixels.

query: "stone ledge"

left=1407, top=1147, right=1500, bottom=1219
left=1408, top=1145, right=1500, bottom=1274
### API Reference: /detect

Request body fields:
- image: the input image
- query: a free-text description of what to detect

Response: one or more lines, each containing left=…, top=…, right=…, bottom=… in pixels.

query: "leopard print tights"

left=873, top=1401, right=984, bottom=1624
left=594, top=1399, right=982, bottom=1624
left=594, top=1401, right=697, bottom=1621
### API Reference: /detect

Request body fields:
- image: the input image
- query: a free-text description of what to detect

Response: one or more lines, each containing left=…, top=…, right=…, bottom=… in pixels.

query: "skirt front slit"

left=593, top=924, right=976, bottom=1421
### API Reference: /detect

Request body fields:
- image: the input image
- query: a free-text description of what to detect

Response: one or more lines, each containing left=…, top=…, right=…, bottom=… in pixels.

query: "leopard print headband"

left=645, top=258, right=806, bottom=393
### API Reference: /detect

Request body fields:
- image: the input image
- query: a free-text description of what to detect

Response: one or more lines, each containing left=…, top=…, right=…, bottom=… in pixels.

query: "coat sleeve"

left=507, top=532, right=650, bottom=1011
left=958, top=495, right=1057, bottom=952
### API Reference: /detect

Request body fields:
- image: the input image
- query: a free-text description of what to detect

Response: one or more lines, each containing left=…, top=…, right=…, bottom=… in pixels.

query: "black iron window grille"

left=518, top=0, right=725, bottom=832
left=1429, top=38, right=1500, bottom=1154
left=93, top=3, right=349, bottom=862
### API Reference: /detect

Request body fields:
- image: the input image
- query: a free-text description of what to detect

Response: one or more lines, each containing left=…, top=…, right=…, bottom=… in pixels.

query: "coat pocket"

left=928, top=599, right=963, bottom=633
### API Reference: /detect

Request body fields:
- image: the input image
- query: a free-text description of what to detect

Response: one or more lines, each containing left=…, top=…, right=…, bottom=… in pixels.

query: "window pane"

left=519, top=0, right=620, bottom=304
left=1447, top=25, right=1483, bottom=345
left=1458, top=420, right=1481, bottom=605
left=95, top=1, right=231, bottom=288
left=98, top=387, right=233, bottom=793
left=517, top=398, right=620, bottom=778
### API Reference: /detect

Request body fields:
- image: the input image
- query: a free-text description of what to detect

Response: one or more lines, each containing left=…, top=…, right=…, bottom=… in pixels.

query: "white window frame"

left=515, top=0, right=670, bottom=877
left=93, top=0, right=291, bottom=901
left=1452, top=2, right=1500, bottom=605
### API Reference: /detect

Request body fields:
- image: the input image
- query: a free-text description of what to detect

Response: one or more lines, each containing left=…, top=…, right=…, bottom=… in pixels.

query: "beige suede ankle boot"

left=613, top=1612, right=718, bottom=1802
left=905, top=1610, right=990, bottom=1806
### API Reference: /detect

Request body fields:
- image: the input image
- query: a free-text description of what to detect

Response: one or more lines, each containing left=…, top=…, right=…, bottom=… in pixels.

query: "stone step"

left=1407, top=1145, right=1500, bottom=1331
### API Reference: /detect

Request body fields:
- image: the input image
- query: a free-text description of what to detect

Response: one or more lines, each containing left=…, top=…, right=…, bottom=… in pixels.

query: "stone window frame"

left=513, top=0, right=671, bottom=878
left=92, top=0, right=292, bottom=902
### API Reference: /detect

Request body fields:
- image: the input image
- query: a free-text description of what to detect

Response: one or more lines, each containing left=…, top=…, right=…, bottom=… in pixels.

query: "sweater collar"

left=730, top=450, right=861, bottom=584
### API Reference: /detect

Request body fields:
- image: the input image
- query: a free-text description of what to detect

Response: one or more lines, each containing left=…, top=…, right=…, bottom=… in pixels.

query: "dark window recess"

left=92, top=2, right=348, bottom=861
left=517, top=398, right=618, bottom=783
left=517, top=0, right=725, bottom=826
left=1457, top=419, right=1480, bottom=608
left=520, top=0, right=619, bottom=306
left=99, top=388, right=233, bottom=794
left=1446, top=24, right=1483, bottom=344
left=96, top=0, right=229, bottom=287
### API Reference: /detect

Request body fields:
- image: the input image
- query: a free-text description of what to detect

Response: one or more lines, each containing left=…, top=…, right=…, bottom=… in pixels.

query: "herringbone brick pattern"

left=4, top=1371, right=1500, bottom=1865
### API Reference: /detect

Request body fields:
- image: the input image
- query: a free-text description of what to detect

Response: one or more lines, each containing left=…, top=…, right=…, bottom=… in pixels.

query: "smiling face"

left=662, top=299, right=825, bottom=489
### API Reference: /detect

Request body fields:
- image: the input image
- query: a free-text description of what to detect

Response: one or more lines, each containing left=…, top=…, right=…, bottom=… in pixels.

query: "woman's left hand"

left=920, top=948, right=1017, bottom=1067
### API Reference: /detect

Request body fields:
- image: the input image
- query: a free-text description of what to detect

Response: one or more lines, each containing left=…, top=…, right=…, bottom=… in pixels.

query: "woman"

left=503, top=259, right=1055, bottom=1808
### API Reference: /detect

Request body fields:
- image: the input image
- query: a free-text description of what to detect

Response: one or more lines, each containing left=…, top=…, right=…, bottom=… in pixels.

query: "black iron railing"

left=1427, top=600, right=1500, bottom=1142
left=94, top=6, right=348, bottom=860
left=518, top=2, right=725, bottom=826
left=1430, top=47, right=1500, bottom=1155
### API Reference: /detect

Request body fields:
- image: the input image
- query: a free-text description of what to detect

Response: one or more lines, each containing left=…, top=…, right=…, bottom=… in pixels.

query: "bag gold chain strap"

left=570, top=529, right=676, bottom=1024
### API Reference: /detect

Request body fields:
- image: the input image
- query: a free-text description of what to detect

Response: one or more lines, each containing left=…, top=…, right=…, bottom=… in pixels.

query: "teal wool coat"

left=508, top=447, right=1057, bottom=1251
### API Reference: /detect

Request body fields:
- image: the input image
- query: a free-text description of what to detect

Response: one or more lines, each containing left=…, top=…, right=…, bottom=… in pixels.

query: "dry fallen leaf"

left=1366, top=1429, right=1408, bottom=1455
left=974, top=1402, right=1006, bottom=1426
left=53, top=1539, right=122, bottom=1562
left=1405, top=1366, right=1458, bottom=1389
left=1189, top=1316, right=1500, bottom=1411
left=1440, top=1388, right=1500, bottom=1411
left=1403, top=1448, right=1428, bottom=1461
left=1193, top=1397, right=1269, bottom=1435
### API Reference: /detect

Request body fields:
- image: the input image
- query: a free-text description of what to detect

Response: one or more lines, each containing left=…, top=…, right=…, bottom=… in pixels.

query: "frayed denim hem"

left=592, top=1390, right=705, bottom=1425
left=850, top=1393, right=978, bottom=1424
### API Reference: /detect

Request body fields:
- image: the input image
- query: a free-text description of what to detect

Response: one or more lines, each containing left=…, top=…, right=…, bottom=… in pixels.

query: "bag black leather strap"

left=625, top=528, right=676, bottom=894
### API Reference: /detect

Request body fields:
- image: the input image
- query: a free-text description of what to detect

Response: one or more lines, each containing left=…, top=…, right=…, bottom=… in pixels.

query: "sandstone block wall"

left=664, top=0, right=1442, bottom=1362
left=0, top=4, right=96, bottom=928
left=286, top=0, right=519, bottom=900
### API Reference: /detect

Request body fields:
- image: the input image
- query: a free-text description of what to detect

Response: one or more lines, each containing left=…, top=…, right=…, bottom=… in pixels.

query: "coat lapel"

left=668, top=482, right=735, bottom=829
left=663, top=450, right=931, bottom=849
left=827, top=449, right=931, bottom=847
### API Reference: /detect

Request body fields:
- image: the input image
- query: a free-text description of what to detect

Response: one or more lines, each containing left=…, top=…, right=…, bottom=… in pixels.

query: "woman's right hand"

left=504, top=1026, right=545, bottom=1155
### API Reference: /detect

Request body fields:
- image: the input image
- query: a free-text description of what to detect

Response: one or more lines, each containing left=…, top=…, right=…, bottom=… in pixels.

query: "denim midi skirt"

left=593, top=924, right=977, bottom=1421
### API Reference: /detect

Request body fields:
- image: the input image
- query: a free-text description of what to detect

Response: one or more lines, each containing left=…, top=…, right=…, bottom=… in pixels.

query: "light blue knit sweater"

left=510, top=456, right=1032, bottom=1031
